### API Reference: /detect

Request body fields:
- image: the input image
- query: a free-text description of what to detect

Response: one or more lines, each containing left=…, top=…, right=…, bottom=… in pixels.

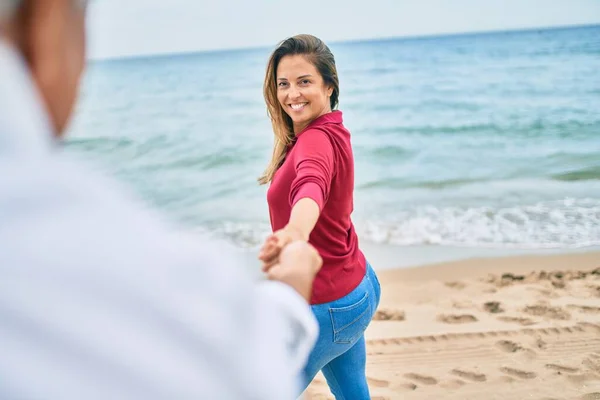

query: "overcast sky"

left=87, top=0, right=600, bottom=59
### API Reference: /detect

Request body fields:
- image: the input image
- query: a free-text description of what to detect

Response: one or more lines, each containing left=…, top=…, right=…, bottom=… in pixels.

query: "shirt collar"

left=297, top=110, right=343, bottom=136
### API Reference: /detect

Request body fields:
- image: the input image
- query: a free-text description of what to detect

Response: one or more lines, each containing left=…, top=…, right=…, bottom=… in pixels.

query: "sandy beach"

left=304, top=251, right=600, bottom=400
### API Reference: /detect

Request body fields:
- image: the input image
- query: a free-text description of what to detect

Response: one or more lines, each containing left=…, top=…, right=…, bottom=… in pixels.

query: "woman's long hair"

left=258, top=34, right=340, bottom=185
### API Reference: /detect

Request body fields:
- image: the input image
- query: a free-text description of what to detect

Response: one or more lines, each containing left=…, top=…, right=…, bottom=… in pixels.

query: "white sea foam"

left=209, top=198, right=600, bottom=250
left=359, top=198, right=600, bottom=249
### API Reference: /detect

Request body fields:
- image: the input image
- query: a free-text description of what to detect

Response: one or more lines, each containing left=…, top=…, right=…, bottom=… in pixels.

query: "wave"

left=357, top=177, right=487, bottom=190
left=139, top=152, right=248, bottom=172
left=551, top=165, right=600, bottom=182
left=358, top=172, right=600, bottom=191
left=205, top=198, right=600, bottom=250
left=359, top=198, right=600, bottom=249
left=366, top=120, right=599, bottom=137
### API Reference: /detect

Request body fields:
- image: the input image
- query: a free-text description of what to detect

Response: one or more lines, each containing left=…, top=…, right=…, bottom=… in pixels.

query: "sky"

left=87, top=0, right=600, bottom=60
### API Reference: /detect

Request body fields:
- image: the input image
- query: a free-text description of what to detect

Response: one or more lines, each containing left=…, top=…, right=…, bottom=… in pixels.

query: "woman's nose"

left=288, top=86, right=301, bottom=100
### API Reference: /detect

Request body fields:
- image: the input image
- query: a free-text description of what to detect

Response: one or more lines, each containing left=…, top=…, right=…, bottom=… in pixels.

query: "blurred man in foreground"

left=0, top=1, right=322, bottom=398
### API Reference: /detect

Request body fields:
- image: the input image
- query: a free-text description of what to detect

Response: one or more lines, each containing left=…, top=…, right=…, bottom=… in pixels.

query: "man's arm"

left=0, top=158, right=321, bottom=400
left=252, top=240, right=322, bottom=396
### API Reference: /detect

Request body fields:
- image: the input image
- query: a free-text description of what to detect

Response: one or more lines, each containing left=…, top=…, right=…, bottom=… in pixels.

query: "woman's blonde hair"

left=258, top=34, right=340, bottom=185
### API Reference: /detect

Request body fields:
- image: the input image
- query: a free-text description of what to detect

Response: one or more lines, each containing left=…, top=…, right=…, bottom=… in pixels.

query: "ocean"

left=66, top=25, right=600, bottom=261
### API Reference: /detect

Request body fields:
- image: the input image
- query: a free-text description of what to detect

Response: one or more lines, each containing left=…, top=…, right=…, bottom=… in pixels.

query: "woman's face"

left=276, top=54, right=333, bottom=133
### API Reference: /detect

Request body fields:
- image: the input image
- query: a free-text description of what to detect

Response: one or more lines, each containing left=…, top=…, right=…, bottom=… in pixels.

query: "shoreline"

left=238, top=243, right=599, bottom=281
left=376, top=250, right=600, bottom=282
left=359, top=242, right=600, bottom=271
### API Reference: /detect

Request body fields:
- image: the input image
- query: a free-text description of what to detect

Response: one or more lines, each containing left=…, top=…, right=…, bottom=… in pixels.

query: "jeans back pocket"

left=329, top=291, right=371, bottom=344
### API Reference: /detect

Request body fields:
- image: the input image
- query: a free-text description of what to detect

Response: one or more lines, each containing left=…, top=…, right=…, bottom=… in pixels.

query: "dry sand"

left=304, top=251, right=600, bottom=400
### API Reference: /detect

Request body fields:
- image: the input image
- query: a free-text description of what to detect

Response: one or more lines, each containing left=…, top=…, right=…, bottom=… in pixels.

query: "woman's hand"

left=265, top=240, right=323, bottom=302
left=259, top=225, right=306, bottom=272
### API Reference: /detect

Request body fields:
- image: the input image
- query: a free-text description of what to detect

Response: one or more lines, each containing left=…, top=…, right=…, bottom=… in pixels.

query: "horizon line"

left=90, top=22, right=600, bottom=63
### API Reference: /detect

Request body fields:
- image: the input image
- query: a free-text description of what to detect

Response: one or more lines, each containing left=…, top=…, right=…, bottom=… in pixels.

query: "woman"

left=258, top=34, right=381, bottom=399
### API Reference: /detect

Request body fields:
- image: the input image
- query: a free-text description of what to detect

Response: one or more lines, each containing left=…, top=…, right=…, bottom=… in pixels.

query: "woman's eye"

left=300, top=79, right=310, bottom=85
left=278, top=82, right=288, bottom=87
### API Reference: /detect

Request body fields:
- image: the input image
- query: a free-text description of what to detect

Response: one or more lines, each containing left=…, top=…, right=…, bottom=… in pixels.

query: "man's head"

left=1, top=0, right=87, bottom=137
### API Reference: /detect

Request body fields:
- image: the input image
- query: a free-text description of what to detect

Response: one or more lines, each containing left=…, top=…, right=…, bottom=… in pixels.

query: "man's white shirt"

left=0, top=39, right=317, bottom=399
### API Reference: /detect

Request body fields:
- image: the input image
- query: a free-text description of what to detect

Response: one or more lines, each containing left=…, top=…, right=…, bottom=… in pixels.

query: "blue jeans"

left=301, top=262, right=381, bottom=399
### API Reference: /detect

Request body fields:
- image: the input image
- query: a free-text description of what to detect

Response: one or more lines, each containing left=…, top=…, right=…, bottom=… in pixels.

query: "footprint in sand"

left=499, top=367, right=537, bottom=379
left=567, top=304, right=600, bottom=314
left=494, top=273, right=526, bottom=287
left=437, top=314, right=478, bottom=324
left=495, top=340, right=524, bottom=353
left=545, top=364, right=579, bottom=374
left=395, top=382, right=417, bottom=391
left=497, top=316, right=537, bottom=326
left=367, top=377, right=389, bottom=388
left=373, top=309, right=405, bottom=321
left=534, top=337, right=547, bottom=350
left=495, top=340, right=537, bottom=360
left=583, top=355, right=600, bottom=373
left=483, top=301, right=504, bottom=313
left=523, top=304, right=571, bottom=320
left=445, top=281, right=466, bottom=289
left=450, top=369, right=487, bottom=382
left=580, top=393, right=600, bottom=400
left=403, top=373, right=438, bottom=385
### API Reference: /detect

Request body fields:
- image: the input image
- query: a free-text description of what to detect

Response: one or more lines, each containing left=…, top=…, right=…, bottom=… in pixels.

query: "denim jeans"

left=301, top=262, right=381, bottom=399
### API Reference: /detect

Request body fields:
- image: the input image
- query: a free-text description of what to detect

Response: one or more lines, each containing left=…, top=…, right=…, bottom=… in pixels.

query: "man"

left=0, top=1, right=322, bottom=398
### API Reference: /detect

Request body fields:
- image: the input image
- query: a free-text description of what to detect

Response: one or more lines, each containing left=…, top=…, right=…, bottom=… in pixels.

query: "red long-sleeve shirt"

left=267, top=111, right=366, bottom=305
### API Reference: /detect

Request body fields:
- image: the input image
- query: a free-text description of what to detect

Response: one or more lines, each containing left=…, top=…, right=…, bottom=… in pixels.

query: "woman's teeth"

left=290, top=103, right=306, bottom=110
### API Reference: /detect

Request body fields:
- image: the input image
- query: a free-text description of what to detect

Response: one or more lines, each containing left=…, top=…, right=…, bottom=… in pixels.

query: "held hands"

left=259, top=226, right=322, bottom=302
left=263, top=241, right=322, bottom=302
left=259, top=225, right=307, bottom=272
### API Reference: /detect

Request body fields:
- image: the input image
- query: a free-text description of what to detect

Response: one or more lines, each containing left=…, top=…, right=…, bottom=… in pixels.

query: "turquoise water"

left=67, top=25, right=600, bottom=250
